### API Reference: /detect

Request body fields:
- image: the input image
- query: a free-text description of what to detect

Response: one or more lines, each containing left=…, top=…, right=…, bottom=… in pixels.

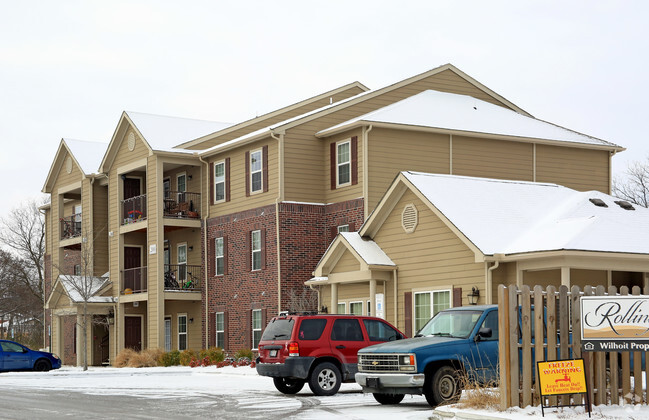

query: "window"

left=414, top=290, right=451, bottom=332
left=177, top=173, right=186, bottom=193
left=215, top=237, right=224, bottom=276
left=331, top=319, right=363, bottom=341
left=250, top=149, right=262, bottom=193
left=178, top=244, right=187, bottom=282
left=163, top=178, right=170, bottom=194
left=178, top=314, right=187, bottom=350
left=252, top=309, right=262, bottom=350
left=479, top=311, right=499, bottom=341
left=349, top=301, right=363, bottom=316
left=74, top=204, right=82, bottom=221
left=297, top=319, right=327, bottom=340
left=363, top=319, right=400, bottom=342
left=214, top=161, right=225, bottom=202
left=337, top=224, right=349, bottom=233
left=164, top=318, right=171, bottom=352
left=74, top=264, right=81, bottom=276
left=337, top=140, right=351, bottom=186
left=251, top=230, right=261, bottom=271
left=216, top=312, right=225, bottom=349
left=337, top=302, right=346, bottom=314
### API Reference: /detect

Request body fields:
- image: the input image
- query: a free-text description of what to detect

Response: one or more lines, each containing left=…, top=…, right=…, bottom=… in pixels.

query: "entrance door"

left=124, top=247, right=142, bottom=292
left=125, top=317, right=142, bottom=351
left=123, top=178, right=141, bottom=200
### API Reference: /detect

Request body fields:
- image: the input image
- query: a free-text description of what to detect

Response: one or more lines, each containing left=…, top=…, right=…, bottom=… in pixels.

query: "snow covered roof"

left=339, top=232, right=395, bottom=266
left=126, top=111, right=232, bottom=151
left=63, top=138, right=108, bottom=175
left=317, top=90, right=622, bottom=150
left=59, top=275, right=115, bottom=304
left=402, top=171, right=649, bottom=256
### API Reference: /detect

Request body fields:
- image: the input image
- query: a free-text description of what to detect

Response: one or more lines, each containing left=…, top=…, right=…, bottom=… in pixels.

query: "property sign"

left=581, top=296, right=649, bottom=352
left=537, top=359, right=588, bottom=396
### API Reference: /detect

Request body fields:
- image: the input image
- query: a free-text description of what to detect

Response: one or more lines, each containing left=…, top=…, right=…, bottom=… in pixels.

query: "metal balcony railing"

left=164, top=264, right=201, bottom=291
left=122, top=194, right=147, bottom=225
left=121, top=266, right=147, bottom=294
left=163, top=191, right=201, bottom=219
left=60, top=214, right=82, bottom=240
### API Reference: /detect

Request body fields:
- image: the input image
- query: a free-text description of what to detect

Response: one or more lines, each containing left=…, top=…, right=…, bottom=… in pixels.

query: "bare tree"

left=612, top=159, right=649, bottom=208
left=285, top=286, right=319, bottom=313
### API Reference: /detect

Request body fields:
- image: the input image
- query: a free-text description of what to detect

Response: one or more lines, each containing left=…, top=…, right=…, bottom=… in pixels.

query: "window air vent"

left=589, top=198, right=608, bottom=208
left=402, top=204, right=418, bottom=233
left=614, top=200, right=635, bottom=211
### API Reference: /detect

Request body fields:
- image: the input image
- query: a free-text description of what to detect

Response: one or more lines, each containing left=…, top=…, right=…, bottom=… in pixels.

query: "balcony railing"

left=60, top=214, right=82, bottom=240
left=122, top=266, right=147, bottom=294
left=164, top=264, right=201, bottom=291
left=163, top=191, right=201, bottom=219
left=122, top=194, right=147, bottom=225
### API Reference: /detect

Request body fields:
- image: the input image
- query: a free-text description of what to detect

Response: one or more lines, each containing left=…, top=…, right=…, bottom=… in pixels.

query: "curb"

left=431, top=409, right=509, bottom=420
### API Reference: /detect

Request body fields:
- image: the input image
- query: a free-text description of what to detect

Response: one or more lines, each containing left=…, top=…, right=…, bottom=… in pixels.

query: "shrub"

left=199, top=347, right=225, bottom=365
left=114, top=348, right=137, bottom=367
left=179, top=349, right=198, bottom=366
left=159, top=350, right=181, bottom=367
left=233, top=348, right=253, bottom=361
left=128, top=348, right=162, bottom=368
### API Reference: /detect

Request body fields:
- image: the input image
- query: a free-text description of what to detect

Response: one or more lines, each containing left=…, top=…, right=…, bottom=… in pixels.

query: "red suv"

left=255, top=313, right=406, bottom=396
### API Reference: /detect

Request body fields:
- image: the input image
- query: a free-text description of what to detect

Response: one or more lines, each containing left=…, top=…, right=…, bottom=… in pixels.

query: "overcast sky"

left=1, top=1, right=647, bottom=218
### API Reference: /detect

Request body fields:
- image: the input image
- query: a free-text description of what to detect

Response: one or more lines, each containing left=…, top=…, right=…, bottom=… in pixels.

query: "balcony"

left=60, top=214, right=82, bottom=240
left=163, top=191, right=201, bottom=219
left=164, top=264, right=201, bottom=291
left=122, top=266, right=147, bottom=294
left=122, top=194, right=147, bottom=225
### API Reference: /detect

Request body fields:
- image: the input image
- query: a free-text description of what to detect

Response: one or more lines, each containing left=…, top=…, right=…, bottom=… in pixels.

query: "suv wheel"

left=424, top=365, right=461, bottom=407
left=308, top=362, right=341, bottom=396
left=372, top=393, right=405, bottom=405
left=273, top=377, right=305, bottom=394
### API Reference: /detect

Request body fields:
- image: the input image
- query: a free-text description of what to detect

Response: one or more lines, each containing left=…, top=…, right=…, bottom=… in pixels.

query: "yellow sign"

left=537, top=359, right=587, bottom=396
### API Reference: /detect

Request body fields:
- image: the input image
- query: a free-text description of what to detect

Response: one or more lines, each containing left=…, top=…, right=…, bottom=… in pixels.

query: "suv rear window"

left=298, top=319, right=327, bottom=340
left=260, top=318, right=294, bottom=341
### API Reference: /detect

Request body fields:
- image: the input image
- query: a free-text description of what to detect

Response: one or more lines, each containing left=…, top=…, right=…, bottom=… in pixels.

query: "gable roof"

left=46, top=273, right=114, bottom=309
left=42, top=138, right=108, bottom=193
left=379, top=172, right=649, bottom=257
left=316, top=90, right=623, bottom=151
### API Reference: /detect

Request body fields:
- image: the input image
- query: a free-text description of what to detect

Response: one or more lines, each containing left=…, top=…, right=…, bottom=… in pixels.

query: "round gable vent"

left=66, top=156, right=72, bottom=174
left=402, top=203, right=418, bottom=233
left=127, top=132, right=136, bottom=151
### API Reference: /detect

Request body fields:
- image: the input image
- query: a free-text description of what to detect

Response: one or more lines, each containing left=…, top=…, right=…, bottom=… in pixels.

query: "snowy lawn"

left=1, top=365, right=647, bottom=419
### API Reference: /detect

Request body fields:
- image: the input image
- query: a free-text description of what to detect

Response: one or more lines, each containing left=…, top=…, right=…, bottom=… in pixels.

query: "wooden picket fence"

left=498, top=284, right=648, bottom=410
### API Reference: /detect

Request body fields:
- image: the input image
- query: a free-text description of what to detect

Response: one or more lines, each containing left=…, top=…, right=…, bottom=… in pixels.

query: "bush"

left=114, top=348, right=137, bottom=367
left=233, top=348, right=253, bottom=361
left=159, top=350, right=181, bottom=367
left=128, top=348, right=163, bottom=368
left=179, top=349, right=198, bottom=366
left=199, top=347, right=225, bottom=365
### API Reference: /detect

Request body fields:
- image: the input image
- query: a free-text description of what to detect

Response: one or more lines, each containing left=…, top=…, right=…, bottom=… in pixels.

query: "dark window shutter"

left=261, top=308, right=267, bottom=332
left=351, top=136, right=358, bottom=185
left=223, top=311, right=229, bottom=351
left=223, top=235, right=229, bottom=275
left=330, top=142, right=336, bottom=190
left=348, top=222, right=355, bottom=232
left=210, top=312, right=216, bottom=347
left=208, top=237, right=215, bottom=277
left=245, top=310, right=252, bottom=349
left=404, top=291, right=412, bottom=338
left=209, top=162, right=214, bottom=204
left=453, top=287, right=462, bottom=307
left=245, top=151, right=250, bottom=197
left=225, top=158, right=231, bottom=202
left=246, top=230, right=251, bottom=271
left=262, top=145, right=269, bottom=193
left=330, top=226, right=338, bottom=242
left=260, top=229, right=266, bottom=270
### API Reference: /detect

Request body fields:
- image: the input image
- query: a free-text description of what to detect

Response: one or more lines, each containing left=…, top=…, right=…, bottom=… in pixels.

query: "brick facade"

left=202, top=199, right=364, bottom=353
left=62, top=315, right=77, bottom=364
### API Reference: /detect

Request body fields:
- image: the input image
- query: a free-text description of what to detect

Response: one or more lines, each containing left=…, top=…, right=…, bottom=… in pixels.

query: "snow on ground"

left=1, top=366, right=648, bottom=419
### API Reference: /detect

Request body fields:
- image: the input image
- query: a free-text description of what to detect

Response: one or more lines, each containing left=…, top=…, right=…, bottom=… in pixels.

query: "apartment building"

left=43, top=64, right=624, bottom=365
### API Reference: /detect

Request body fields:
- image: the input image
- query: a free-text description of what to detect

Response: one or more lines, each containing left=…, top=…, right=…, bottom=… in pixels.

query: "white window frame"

left=74, top=264, right=81, bottom=276
left=215, top=312, right=225, bottom=349
left=164, top=317, right=172, bottom=352
left=337, top=224, right=349, bottom=233
left=349, top=301, right=363, bottom=316
left=414, top=289, right=452, bottom=332
left=74, top=204, right=82, bottom=222
left=252, top=309, right=262, bottom=350
left=249, top=149, right=263, bottom=194
left=178, top=314, right=188, bottom=351
left=336, top=140, right=351, bottom=187
left=213, top=161, right=226, bottom=203
left=251, top=230, right=261, bottom=271
left=177, top=243, right=187, bottom=282
left=176, top=172, right=187, bottom=193
left=215, top=237, right=224, bottom=276
left=337, top=302, right=346, bottom=314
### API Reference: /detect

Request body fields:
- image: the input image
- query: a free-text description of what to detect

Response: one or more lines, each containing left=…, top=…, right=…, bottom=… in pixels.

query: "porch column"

left=369, top=279, right=377, bottom=317
left=331, top=283, right=338, bottom=314
left=561, top=266, right=571, bottom=288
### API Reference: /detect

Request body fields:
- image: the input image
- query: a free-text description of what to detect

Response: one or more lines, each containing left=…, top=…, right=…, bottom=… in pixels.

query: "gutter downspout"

left=392, top=268, right=398, bottom=327
left=270, top=131, right=284, bottom=313
left=487, top=254, right=504, bottom=304
left=362, top=125, right=372, bottom=217
left=198, top=154, right=211, bottom=347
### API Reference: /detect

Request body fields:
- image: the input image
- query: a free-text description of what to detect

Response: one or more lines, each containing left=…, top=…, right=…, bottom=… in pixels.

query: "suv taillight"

left=288, top=341, right=299, bottom=357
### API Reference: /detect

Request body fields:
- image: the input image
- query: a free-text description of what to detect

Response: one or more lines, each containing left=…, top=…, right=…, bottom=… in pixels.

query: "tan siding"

left=523, top=269, right=560, bottom=288
left=207, top=139, right=279, bottom=215
left=165, top=301, right=202, bottom=351
left=55, top=150, right=85, bottom=188
left=330, top=251, right=360, bottom=274
left=323, top=129, right=364, bottom=204
left=146, top=154, right=160, bottom=348
left=374, top=189, right=484, bottom=333
left=536, top=145, right=610, bottom=193
left=453, top=136, right=534, bottom=181
left=571, top=269, right=608, bottom=289
left=92, top=184, right=109, bottom=276
left=368, top=128, right=450, bottom=212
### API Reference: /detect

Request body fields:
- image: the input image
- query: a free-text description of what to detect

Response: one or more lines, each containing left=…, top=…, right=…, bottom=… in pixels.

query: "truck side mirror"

left=475, top=327, right=492, bottom=342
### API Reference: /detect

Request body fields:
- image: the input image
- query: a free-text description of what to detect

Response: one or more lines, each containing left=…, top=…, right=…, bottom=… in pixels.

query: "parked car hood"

left=359, top=335, right=466, bottom=353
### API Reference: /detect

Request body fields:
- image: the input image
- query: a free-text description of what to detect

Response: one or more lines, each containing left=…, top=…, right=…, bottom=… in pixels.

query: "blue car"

left=0, top=340, right=62, bottom=372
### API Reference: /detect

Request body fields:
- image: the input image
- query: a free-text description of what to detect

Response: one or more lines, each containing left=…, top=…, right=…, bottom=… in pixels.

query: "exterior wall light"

left=467, top=287, right=480, bottom=305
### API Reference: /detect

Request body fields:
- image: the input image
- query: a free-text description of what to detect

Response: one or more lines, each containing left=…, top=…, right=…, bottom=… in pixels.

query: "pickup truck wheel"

left=373, top=393, right=405, bottom=405
left=308, top=362, right=341, bottom=396
left=273, top=377, right=305, bottom=394
left=425, top=365, right=461, bottom=407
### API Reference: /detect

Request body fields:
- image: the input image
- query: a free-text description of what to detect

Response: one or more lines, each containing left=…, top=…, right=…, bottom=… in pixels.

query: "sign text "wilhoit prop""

left=581, top=296, right=649, bottom=352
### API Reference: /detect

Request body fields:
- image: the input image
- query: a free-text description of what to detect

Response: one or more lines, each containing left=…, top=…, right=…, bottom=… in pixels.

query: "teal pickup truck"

left=355, top=305, right=498, bottom=407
